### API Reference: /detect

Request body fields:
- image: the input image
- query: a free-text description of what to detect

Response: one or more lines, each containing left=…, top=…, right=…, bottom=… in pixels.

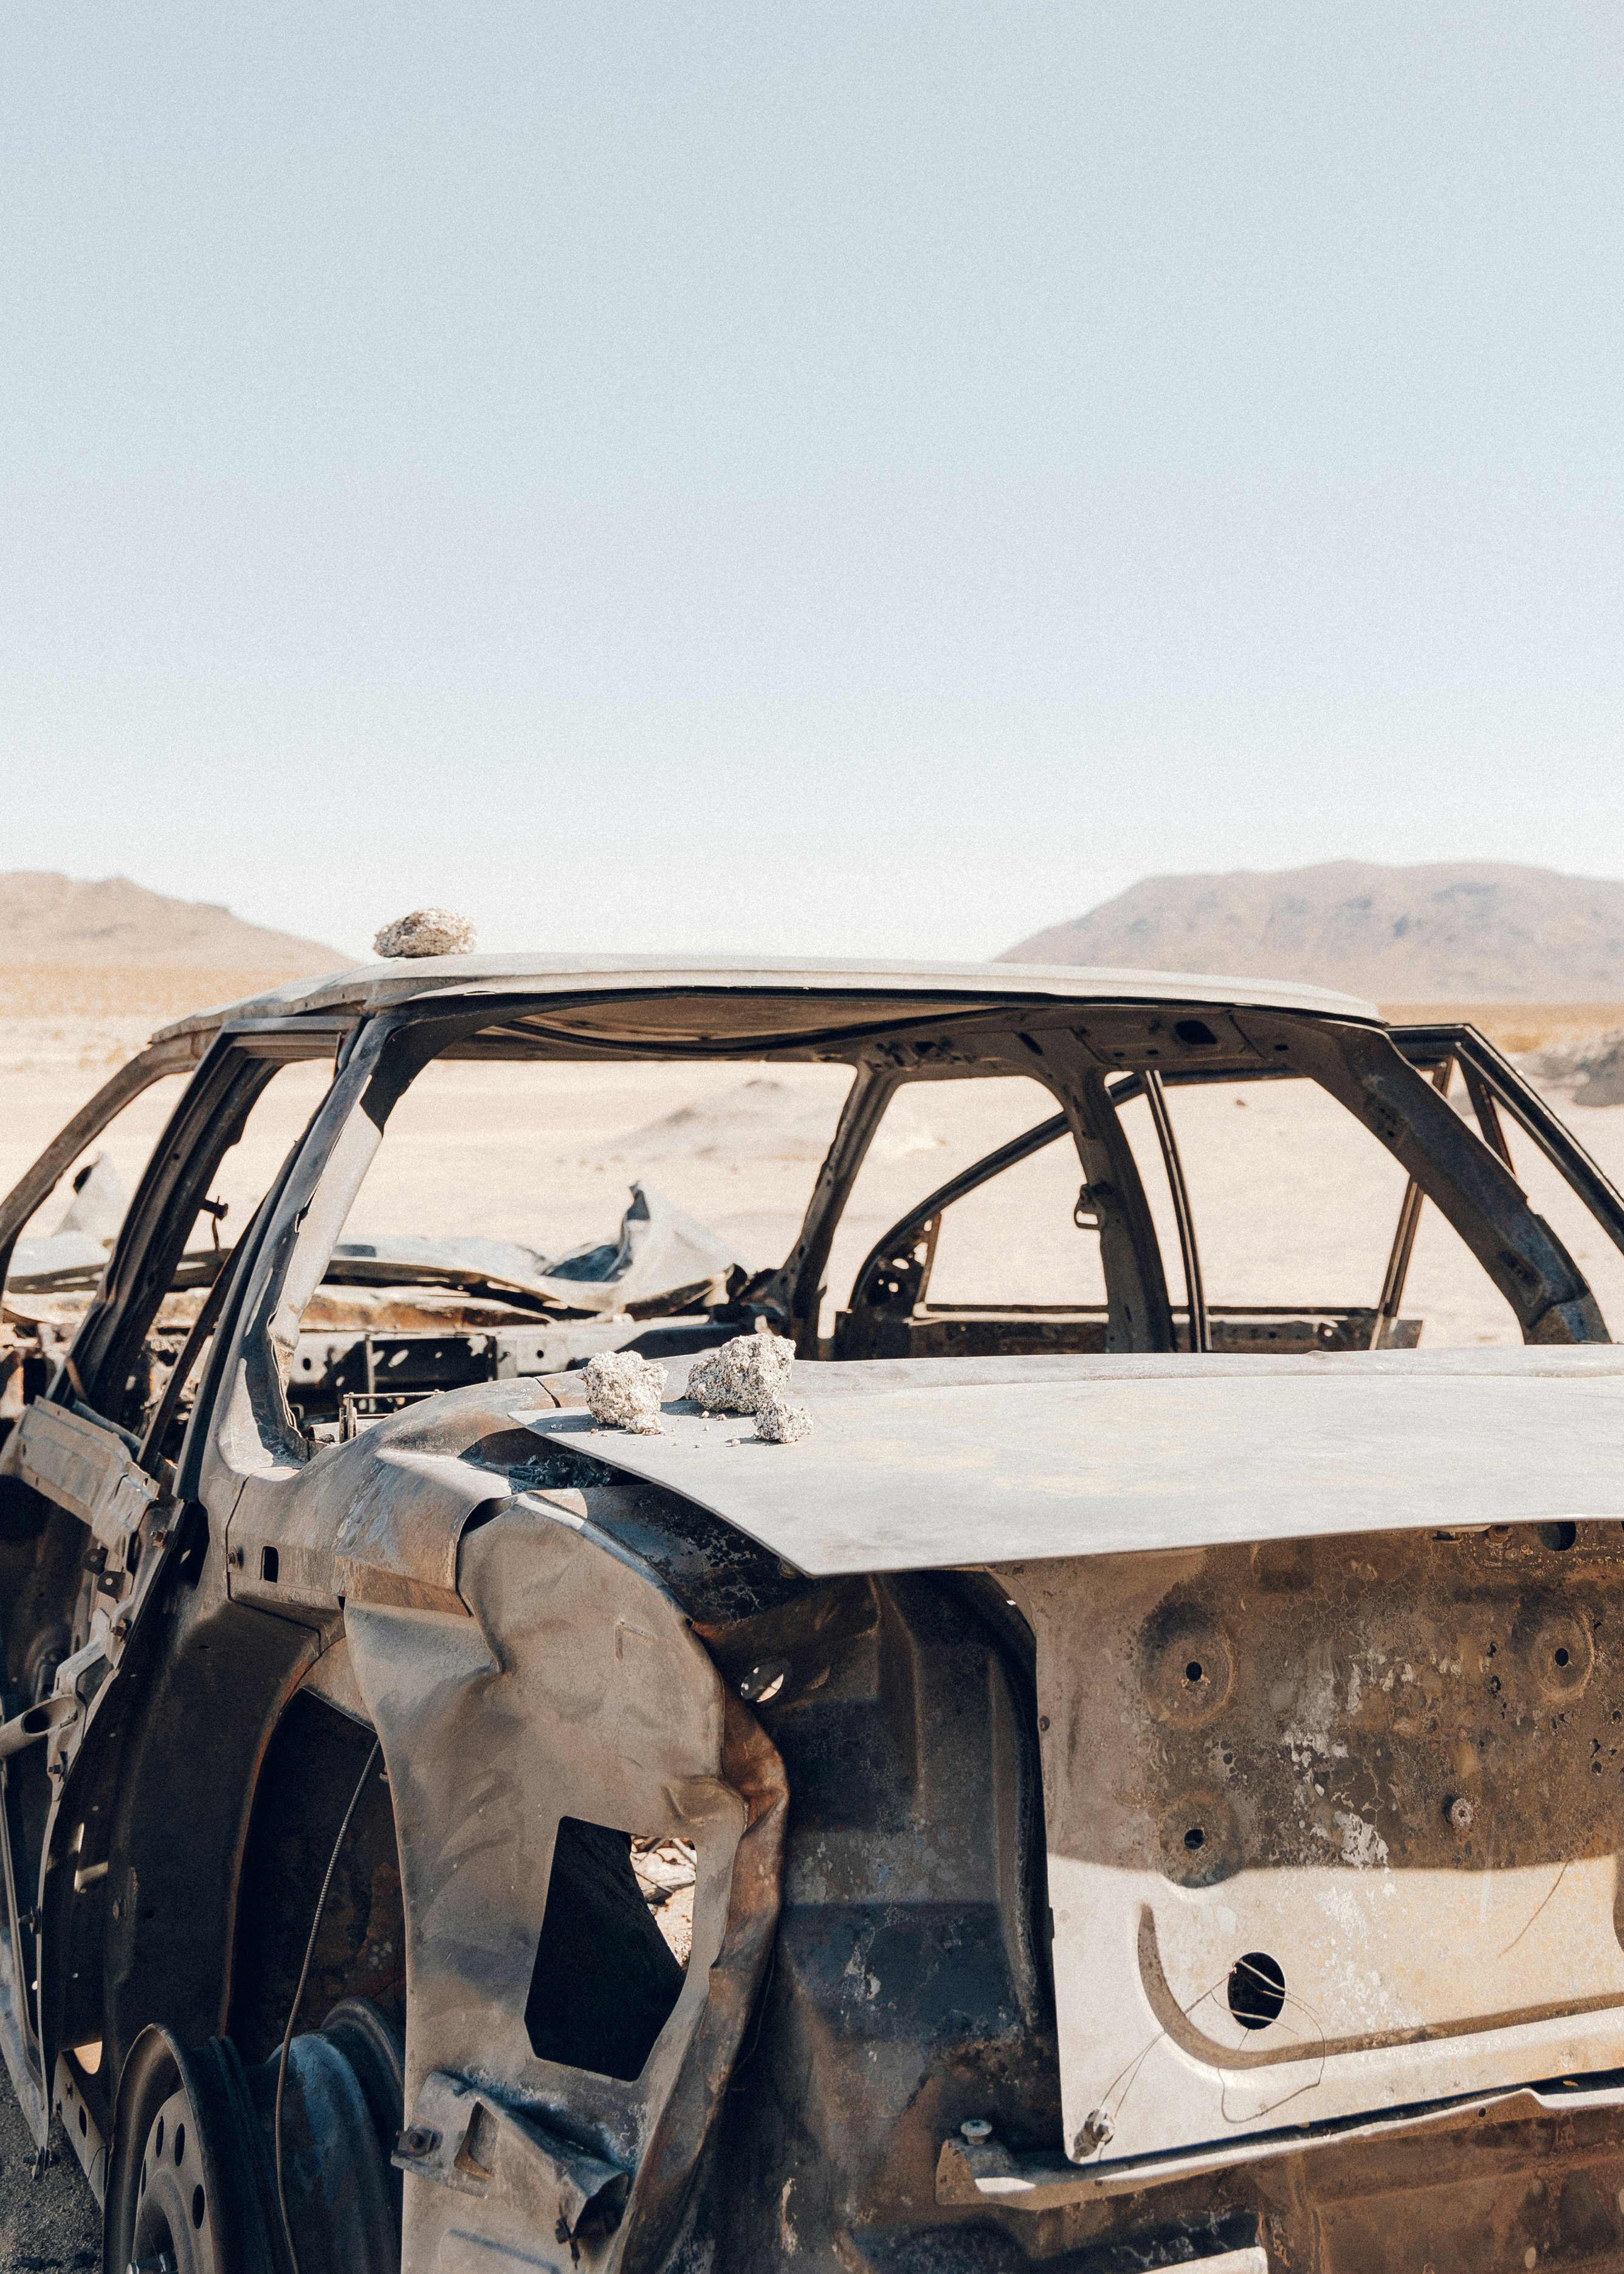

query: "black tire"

left=105, top=2013, right=401, bottom=2274
left=104, top=2027, right=284, bottom=2274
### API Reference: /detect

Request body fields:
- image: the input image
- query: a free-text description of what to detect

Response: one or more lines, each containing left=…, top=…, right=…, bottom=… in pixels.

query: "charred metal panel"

left=0, top=1399, right=157, bottom=1557
left=342, top=1492, right=785, bottom=2274
left=1253, top=2099, right=1624, bottom=2274
left=1005, top=1523, right=1624, bottom=2177
left=222, top=1377, right=569, bottom=1617
left=63, top=1576, right=317, bottom=2102
left=686, top=1574, right=1063, bottom=2271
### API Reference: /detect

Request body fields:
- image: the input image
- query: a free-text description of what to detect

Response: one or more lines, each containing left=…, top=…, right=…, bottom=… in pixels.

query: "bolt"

left=1448, top=1796, right=1474, bottom=1833
left=396, top=2124, right=440, bottom=2159
left=1079, top=2108, right=1113, bottom=2151
left=959, top=2118, right=993, bottom=2143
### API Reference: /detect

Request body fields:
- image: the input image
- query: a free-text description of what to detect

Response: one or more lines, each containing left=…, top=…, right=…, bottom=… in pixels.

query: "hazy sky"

left=3, top=4, right=1621, bottom=960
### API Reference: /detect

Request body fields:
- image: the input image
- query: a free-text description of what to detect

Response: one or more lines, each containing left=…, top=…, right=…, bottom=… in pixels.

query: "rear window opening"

left=524, top=1819, right=695, bottom=2081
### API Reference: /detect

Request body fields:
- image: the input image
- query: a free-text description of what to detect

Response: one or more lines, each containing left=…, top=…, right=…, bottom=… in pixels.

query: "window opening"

left=524, top=1819, right=692, bottom=2081
left=1116, top=1067, right=1526, bottom=1353
left=1389, top=1039, right=1624, bottom=1346
left=122, top=1061, right=335, bottom=1449
left=2, top=1055, right=335, bottom=1452
left=831, top=1075, right=1107, bottom=1358
left=4, top=1071, right=195, bottom=1308
left=282, top=1055, right=853, bottom=1436
left=923, top=1120, right=1107, bottom=1313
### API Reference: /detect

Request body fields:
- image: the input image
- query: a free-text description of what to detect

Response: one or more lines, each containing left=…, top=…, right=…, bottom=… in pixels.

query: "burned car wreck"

left=5, top=951, right=1624, bottom=2273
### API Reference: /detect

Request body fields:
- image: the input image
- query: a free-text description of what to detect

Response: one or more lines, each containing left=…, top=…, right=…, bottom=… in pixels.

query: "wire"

left=274, top=1737, right=381, bottom=2274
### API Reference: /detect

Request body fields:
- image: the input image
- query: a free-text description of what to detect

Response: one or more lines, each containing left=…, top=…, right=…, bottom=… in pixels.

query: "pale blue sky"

left=3, top=4, right=1621, bottom=959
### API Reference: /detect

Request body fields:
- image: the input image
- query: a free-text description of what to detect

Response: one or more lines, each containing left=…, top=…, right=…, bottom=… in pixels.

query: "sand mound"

left=596, top=1077, right=941, bottom=1165
left=1524, top=1028, right=1624, bottom=1108
left=0, top=872, right=344, bottom=971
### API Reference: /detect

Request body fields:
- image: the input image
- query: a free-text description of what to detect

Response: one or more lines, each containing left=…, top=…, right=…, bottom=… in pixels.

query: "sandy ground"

left=5, top=994, right=1624, bottom=2248
left=0, top=2087, right=98, bottom=2270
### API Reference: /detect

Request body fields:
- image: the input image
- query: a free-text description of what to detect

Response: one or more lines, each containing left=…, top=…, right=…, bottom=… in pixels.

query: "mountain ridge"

left=1000, top=861, right=1624, bottom=1002
left=0, top=872, right=346, bottom=973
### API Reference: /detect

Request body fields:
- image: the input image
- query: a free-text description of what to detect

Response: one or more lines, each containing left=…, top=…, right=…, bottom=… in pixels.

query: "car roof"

left=151, top=953, right=1381, bottom=1042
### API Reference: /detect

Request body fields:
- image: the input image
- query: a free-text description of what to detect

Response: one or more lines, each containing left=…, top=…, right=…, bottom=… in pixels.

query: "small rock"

left=373, top=908, right=478, bottom=959
left=580, top=1349, right=668, bottom=1435
left=754, top=1393, right=813, bottom=1444
left=687, top=1332, right=795, bottom=1416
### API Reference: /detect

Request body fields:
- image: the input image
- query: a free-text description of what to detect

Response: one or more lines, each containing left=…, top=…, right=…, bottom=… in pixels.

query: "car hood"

left=512, top=1346, right=1624, bottom=1576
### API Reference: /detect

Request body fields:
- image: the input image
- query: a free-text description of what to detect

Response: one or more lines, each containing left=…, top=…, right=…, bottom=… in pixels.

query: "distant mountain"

left=1001, top=861, right=1624, bottom=1002
left=0, top=872, right=345, bottom=973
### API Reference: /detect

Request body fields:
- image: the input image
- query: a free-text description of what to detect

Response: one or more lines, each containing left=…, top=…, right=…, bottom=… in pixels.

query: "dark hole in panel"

left=260, top=1546, right=279, bottom=1583
left=1542, top=1521, right=1578, bottom=1551
left=1228, top=1950, right=1285, bottom=2031
left=1183, top=1827, right=1205, bottom=1852
left=1174, top=1019, right=1219, bottom=1047
left=525, top=1817, right=687, bottom=2081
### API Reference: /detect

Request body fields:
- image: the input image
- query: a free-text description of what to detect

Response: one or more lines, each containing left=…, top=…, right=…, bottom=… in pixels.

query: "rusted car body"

left=3, top=953, right=1624, bottom=2273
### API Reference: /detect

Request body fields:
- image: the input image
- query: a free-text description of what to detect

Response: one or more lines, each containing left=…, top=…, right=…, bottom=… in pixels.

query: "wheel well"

left=227, top=1686, right=404, bottom=2062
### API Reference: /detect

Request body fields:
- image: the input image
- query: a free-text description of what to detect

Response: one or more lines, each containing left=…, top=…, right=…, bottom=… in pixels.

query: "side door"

left=0, top=1019, right=345, bottom=2148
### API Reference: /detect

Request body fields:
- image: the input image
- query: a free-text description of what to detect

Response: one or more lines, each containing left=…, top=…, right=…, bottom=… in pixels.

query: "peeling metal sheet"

left=0, top=1397, right=157, bottom=1554
left=517, top=1349, right=1624, bottom=1576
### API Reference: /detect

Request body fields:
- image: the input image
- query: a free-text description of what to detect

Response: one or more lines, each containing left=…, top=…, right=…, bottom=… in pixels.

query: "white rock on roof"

left=373, top=908, right=478, bottom=959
